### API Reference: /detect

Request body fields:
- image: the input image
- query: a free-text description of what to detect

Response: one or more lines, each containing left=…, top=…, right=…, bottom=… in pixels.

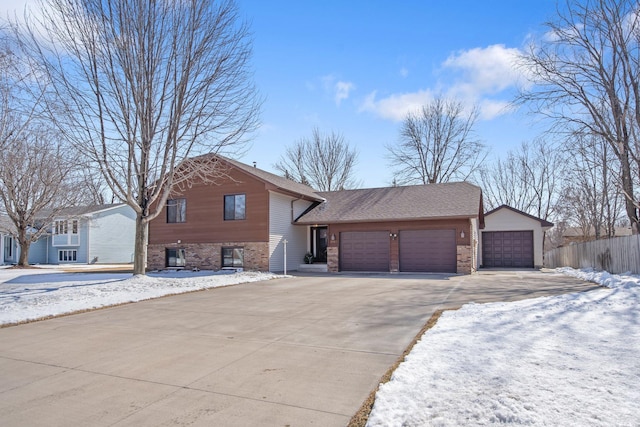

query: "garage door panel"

left=399, top=229, right=456, bottom=273
left=340, top=231, right=389, bottom=271
left=483, top=231, right=534, bottom=268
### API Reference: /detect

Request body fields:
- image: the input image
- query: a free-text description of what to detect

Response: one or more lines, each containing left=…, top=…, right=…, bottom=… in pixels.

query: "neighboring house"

left=0, top=215, right=18, bottom=265
left=148, top=156, right=485, bottom=274
left=561, top=226, right=632, bottom=246
left=480, top=205, right=553, bottom=269
left=27, top=204, right=136, bottom=265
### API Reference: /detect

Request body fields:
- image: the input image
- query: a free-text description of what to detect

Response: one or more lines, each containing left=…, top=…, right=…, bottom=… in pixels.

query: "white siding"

left=268, top=191, right=313, bottom=272
left=470, top=217, right=479, bottom=271
left=87, top=205, right=136, bottom=263
left=481, top=208, right=546, bottom=268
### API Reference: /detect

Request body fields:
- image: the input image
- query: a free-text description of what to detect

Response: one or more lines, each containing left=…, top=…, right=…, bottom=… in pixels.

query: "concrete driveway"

left=0, top=270, right=598, bottom=426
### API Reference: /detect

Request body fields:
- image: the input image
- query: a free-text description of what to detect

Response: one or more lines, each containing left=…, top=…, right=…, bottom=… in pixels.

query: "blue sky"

left=1, top=0, right=561, bottom=188
left=237, top=0, right=559, bottom=187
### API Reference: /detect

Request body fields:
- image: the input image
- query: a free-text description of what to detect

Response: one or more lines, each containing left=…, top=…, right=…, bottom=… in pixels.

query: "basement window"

left=222, top=247, right=244, bottom=268
left=166, top=248, right=186, bottom=268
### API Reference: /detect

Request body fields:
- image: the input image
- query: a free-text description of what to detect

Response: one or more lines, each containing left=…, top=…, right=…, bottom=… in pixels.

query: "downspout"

left=86, top=217, right=91, bottom=264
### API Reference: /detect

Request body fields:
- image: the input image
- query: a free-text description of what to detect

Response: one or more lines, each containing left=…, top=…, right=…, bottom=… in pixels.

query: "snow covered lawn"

left=0, top=266, right=282, bottom=325
left=367, top=268, right=640, bottom=427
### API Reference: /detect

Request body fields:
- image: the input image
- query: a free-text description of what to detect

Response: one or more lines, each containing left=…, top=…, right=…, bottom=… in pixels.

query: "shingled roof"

left=295, top=182, right=483, bottom=224
left=217, top=156, right=324, bottom=202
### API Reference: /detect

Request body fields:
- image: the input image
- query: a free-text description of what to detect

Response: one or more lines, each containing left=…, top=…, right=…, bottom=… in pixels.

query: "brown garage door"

left=399, top=229, right=457, bottom=273
left=340, top=231, right=390, bottom=271
left=482, top=231, right=534, bottom=268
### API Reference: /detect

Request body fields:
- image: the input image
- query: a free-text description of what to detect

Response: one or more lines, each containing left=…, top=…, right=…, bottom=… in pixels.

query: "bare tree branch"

left=479, top=138, right=565, bottom=222
left=14, top=0, right=261, bottom=274
left=274, top=128, right=360, bottom=191
left=517, top=0, right=640, bottom=233
left=386, top=96, right=487, bottom=184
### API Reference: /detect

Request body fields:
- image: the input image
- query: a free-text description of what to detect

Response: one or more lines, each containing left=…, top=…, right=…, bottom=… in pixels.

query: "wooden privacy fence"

left=545, top=234, right=640, bottom=274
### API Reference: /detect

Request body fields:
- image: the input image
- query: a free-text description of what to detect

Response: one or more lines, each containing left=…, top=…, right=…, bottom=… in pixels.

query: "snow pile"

left=367, top=268, right=640, bottom=426
left=0, top=268, right=282, bottom=325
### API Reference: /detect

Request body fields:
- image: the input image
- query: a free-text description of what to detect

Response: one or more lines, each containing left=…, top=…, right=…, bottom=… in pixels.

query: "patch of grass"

left=347, top=308, right=453, bottom=427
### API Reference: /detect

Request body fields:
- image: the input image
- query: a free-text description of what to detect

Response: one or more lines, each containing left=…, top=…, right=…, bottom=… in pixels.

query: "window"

left=58, top=250, right=77, bottom=262
left=53, top=219, right=80, bottom=246
left=166, top=248, right=186, bottom=267
left=224, top=194, right=246, bottom=220
left=222, top=247, right=244, bottom=268
left=54, top=220, right=67, bottom=235
left=167, top=198, right=186, bottom=223
left=54, top=220, right=78, bottom=235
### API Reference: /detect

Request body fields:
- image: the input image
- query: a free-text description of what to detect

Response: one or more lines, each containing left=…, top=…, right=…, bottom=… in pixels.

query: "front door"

left=312, top=227, right=328, bottom=263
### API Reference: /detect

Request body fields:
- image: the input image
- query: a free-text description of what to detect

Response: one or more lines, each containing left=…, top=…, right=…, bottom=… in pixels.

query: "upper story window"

left=52, top=219, right=79, bottom=246
left=224, top=194, right=246, bottom=220
left=167, top=198, right=186, bottom=223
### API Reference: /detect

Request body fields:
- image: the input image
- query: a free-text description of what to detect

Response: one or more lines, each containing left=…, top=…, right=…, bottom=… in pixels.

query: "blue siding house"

left=0, top=215, right=19, bottom=265
left=25, top=204, right=136, bottom=265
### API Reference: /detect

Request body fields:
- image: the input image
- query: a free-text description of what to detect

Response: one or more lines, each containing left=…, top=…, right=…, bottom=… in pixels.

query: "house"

left=561, top=226, right=632, bottom=246
left=148, top=156, right=485, bottom=274
left=0, top=215, right=18, bottom=265
left=26, top=204, right=136, bottom=265
left=480, top=205, right=553, bottom=269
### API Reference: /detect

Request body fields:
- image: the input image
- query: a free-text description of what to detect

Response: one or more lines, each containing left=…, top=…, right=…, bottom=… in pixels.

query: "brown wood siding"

left=149, top=168, right=269, bottom=245
left=482, top=231, right=534, bottom=268
left=399, top=229, right=457, bottom=272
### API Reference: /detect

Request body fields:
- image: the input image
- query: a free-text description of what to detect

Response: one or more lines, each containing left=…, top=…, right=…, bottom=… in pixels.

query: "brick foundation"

left=148, top=242, right=269, bottom=271
left=327, top=246, right=339, bottom=272
left=456, top=244, right=474, bottom=274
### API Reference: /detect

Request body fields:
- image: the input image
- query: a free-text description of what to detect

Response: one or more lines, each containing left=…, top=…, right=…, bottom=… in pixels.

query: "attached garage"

left=482, top=231, right=534, bottom=268
left=340, top=231, right=389, bottom=271
left=295, top=183, right=485, bottom=274
left=399, top=229, right=457, bottom=272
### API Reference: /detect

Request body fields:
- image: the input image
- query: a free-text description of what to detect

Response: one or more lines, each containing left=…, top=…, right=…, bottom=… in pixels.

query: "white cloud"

left=360, top=44, right=528, bottom=122
left=321, top=74, right=356, bottom=106
left=400, top=67, right=409, bottom=78
left=334, top=80, right=355, bottom=106
left=443, top=44, right=524, bottom=94
left=359, top=89, right=434, bottom=122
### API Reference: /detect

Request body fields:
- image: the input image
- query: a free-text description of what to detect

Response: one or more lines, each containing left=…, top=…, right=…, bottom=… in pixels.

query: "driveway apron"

left=0, top=270, right=597, bottom=426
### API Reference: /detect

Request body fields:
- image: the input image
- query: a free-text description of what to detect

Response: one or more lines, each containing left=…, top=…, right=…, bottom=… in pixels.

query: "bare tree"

left=386, top=97, right=487, bottom=185
left=518, top=0, right=640, bottom=233
left=0, top=30, right=39, bottom=152
left=0, top=130, right=82, bottom=266
left=479, top=139, right=564, bottom=221
left=17, top=0, right=261, bottom=274
left=274, top=128, right=360, bottom=191
left=558, top=133, right=624, bottom=240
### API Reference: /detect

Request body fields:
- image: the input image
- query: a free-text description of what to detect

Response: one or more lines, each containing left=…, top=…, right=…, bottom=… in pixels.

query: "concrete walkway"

left=0, top=270, right=598, bottom=426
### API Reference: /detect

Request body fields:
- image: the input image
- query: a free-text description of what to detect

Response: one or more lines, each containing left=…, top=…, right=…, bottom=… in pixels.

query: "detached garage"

left=480, top=205, right=553, bottom=269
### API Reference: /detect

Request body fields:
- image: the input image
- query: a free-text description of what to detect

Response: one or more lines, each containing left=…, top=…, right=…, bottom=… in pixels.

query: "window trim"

left=52, top=219, right=80, bottom=247
left=165, top=248, right=186, bottom=268
left=166, top=198, right=187, bottom=223
left=58, top=249, right=78, bottom=262
left=222, top=246, right=244, bottom=268
left=223, top=194, right=246, bottom=221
